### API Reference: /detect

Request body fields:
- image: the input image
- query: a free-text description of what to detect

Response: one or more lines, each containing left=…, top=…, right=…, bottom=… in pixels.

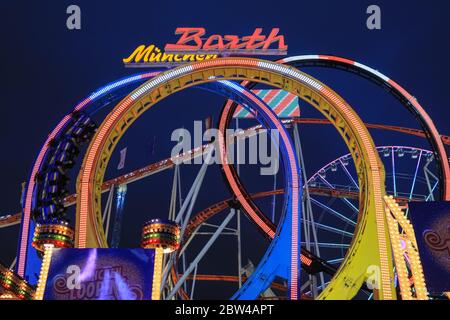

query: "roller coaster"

left=1, top=54, right=447, bottom=300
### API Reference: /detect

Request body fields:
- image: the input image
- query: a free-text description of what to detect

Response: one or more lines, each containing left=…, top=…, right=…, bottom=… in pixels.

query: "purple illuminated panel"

left=44, top=248, right=154, bottom=300
left=409, top=201, right=450, bottom=293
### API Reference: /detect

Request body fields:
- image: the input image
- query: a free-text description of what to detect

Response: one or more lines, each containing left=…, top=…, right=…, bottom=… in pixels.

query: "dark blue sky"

left=0, top=1, right=449, bottom=297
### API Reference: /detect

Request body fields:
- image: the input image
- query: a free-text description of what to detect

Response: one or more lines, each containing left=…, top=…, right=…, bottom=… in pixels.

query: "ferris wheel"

left=1, top=55, right=447, bottom=300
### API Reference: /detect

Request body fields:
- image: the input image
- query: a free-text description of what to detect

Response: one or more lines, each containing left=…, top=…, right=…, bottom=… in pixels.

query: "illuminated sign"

left=123, top=44, right=218, bottom=68
left=165, top=27, right=288, bottom=54
left=44, top=248, right=154, bottom=300
left=409, top=201, right=450, bottom=294
left=123, top=27, right=287, bottom=68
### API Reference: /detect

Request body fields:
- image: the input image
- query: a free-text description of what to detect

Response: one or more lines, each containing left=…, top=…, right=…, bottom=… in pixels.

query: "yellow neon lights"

left=34, top=244, right=54, bottom=300
left=123, top=44, right=218, bottom=65
left=385, top=206, right=413, bottom=299
left=384, top=195, right=429, bottom=300
left=152, top=247, right=164, bottom=300
left=75, top=58, right=395, bottom=299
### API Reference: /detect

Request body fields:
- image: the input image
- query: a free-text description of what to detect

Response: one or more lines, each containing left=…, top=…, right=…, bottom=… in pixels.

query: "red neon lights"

left=300, top=254, right=313, bottom=267
left=387, top=79, right=450, bottom=200
left=165, top=28, right=288, bottom=52
left=218, top=100, right=275, bottom=238
left=18, top=73, right=163, bottom=276
left=318, top=55, right=355, bottom=65
left=316, top=54, right=450, bottom=200
left=76, top=58, right=390, bottom=299
left=18, top=112, right=79, bottom=276
left=218, top=87, right=301, bottom=299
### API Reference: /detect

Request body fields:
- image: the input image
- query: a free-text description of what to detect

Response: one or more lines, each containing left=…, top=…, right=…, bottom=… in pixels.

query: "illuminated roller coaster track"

left=15, top=56, right=444, bottom=237
left=13, top=55, right=443, bottom=299
left=5, top=146, right=420, bottom=297
left=168, top=80, right=332, bottom=300
left=12, top=57, right=424, bottom=298
left=3, top=121, right=448, bottom=233
left=217, top=56, right=450, bottom=290
left=17, top=68, right=303, bottom=279
left=3, top=142, right=434, bottom=229
left=279, top=55, right=450, bottom=200
left=15, top=68, right=307, bottom=298
left=76, top=74, right=304, bottom=299
left=4, top=147, right=434, bottom=298
left=183, top=184, right=426, bottom=248
left=215, top=83, right=358, bottom=299
left=173, top=145, right=436, bottom=300
left=6, top=140, right=435, bottom=297
left=74, top=58, right=395, bottom=300
left=17, top=71, right=162, bottom=277
left=205, top=54, right=450, bottom=298
left=3, top=119, right=448, bottom=233
left=11, top=119, right=447, bottom=296
left=4, top=150, right=439, bottom=297
left=11, top=65, right=337, bottom=288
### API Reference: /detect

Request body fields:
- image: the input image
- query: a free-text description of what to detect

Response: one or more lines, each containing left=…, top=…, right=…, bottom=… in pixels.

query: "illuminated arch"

left=17, top=72, right=160, bottom=277
left=280, top=54, right=450, bottom=200
left=75, top=58, right=396, bottom=299
left=196, top=79, right=302, bottom=299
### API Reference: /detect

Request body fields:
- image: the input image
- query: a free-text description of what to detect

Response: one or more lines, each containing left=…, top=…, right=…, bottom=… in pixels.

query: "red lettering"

left=165, top=27, right=205, bottom=51
left=223, top=35, right=239, bottom=49
left=165, top=28, right=288, bottom=53
left=262, top=28, right=287, bottom=50
left=203, top=35, right=224, bottom=50
left=241, top=28, right=267, bottom=49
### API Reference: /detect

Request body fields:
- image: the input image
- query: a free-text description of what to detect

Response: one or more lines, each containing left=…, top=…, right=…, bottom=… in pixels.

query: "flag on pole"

left=117, top=147, right=127, bottom=170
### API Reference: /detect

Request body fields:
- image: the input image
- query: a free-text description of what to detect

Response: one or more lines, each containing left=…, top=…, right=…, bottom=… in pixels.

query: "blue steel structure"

left=194, top=80, right=302, bottom=299
left=19, top=73, right=303, bottom=299
left=18, top=72, right=162, bottom=284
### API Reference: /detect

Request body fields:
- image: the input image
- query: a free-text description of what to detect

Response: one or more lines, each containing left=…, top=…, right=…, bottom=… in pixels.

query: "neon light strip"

left=318, top=85, right=394, bottom=299
left=280, top=54, right=449, bottom=200
left=76, top=58, right=392, bottom=299
left=18, top=72, right=160, bottom=276
left=384, top=208, right=413, bottom=299
left=33, top=244, right=54, bottom=300
left=237, top=83, right=301, bottom=299
left=77, top=59, right=302, bottom=297
left=152, top=248, right=163, bottom=300
left=218, top=100, right=275, bottom=237
left=19, top=113, right=78, bottom=276
left=384, top=196, right=429, bottom=300
left=388, top=79, right=450, bottom=199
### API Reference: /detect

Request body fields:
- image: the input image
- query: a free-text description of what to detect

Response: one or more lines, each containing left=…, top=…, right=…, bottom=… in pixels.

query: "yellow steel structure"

left=75, top=58, right=396, bottom=299
left=34, top=244, right=54, bottom=300
left=152, top=247, right=164, bottom=300
left=384, top=195, right=428, bottom=300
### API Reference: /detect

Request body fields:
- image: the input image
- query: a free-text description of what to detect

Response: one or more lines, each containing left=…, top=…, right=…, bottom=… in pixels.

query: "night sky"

left=0, top=1, right=449, bottom=298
